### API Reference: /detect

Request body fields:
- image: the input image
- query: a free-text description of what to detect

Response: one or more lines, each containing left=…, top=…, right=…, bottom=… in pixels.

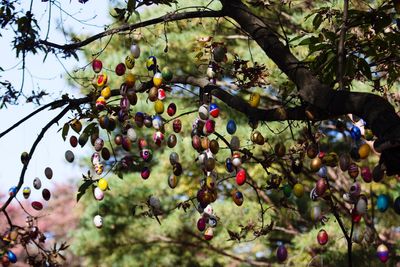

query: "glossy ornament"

left=6, top=251, right=16, bottom=264
left=92, top=59, right=102, bottom=73
left=96, top=73, right=108, bottom=88
left=167, top=103, right=177, bottom=116
left=140, top=149, right=152, bottom=162
left=348, top=163, right=359, bottom=179
left=315, top=178, right=327, bottom=196
left=197, top=217, right=206, bottom=231
left=358, top=143, right=370, bottom=159
left=276, top=245, right=288, bottom=262
left=31, top=201, right=43, bottom=211
left=225, top=158, right=234, bottom=173
left=232, top=152, right=242, bottom=167
left=33, top=177, right=42, bottom=190
left=98, top=178, right=108, bottom=191
left=204, top=119, right=215, bottom=135
left=8, top=186, right=17, bottom=197
left=65, top=150, right=75, bottom=162
left=349, top=182, right=361, bottom=198
left=198, top=104, right=209, bottom=120
left=377, top=194, right=389, bottom=212
left=231, top=189, right=244, bottom=206
left=146, top=56, right=157, bottom=71
left=236, top=169, right=246, bottom=186
left=209, top=140, right=219, bottom=154
left=95, top=96, right=106, bottom=110
left=361, top=166, right=372, bottom=183
left=310, top=205, right=321, bottom=221
left=169, top=152, right=180, bottom=165
left=93, top=215, right=103, bottom=228
left=226, top=119, right=237, bottom=135
left=127, top=128, right=137, bottom=142
left=161, top=67, right=173, bottom=81
left=125, top=55, right=135, bottom=69
left=125, top=73, right=136, bottom=87
left=115, top=63, right=126, bottom=76
left=23, top=187, right=31, bottom=199
left=168, top=174, right=178, bottom=189
left=310, top=157, right=322, bottom=172
left=377, top=244, right=389, bottom=263
left=172, top=119, right=182, bottom=133
left=94, top=187, right=104, bottom=201
left=42, top=189, right=51, bottom=201
left=153, top=72, right=163, bottom=87
left=293, top=183, right=304, bottom=198
left=130, top=43, right=141, bottom=58
left=70, top=136, right=78, bottom=147
left=204, top=227, right=214, bottom=240
left=154, top=100, right=164, bottom=114
left=167, top=134, right=177, bottom=148
left=209, top=103, right=219, bottom=118
left=350, top=125, right=361, bottom=140
left=249, top=92, right=261, bottom=108
left=317, top=229, right=328, bottom=245
left=141, top=167, right=150, bottom=179
left=44, top=167, right=53, bottom=179
left=152, top=115, right=163, bottom=130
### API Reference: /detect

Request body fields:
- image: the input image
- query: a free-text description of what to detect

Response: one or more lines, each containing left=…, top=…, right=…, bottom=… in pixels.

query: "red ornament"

left=167, top=103, right=177, bottom=116
left=92, top=59, right=102, bottom=73
left=351, top=209, right=362, bottom=223
left=115, top=63, right=126, bottom=76
left=197, top=217, right=206, bottom=231
left=315, top=178, right=327, bottom=196
left=236, top=169, right=246, bottom=186
left=317, top=229, right=328, bottom=245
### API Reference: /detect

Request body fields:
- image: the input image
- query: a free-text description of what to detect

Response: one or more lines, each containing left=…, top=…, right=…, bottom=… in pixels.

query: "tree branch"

left=338, top=0, right=349, bottom=90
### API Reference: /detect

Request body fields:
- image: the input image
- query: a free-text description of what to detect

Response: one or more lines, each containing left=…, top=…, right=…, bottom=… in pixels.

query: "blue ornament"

left=146, top=56, right=157, bottom=72
left=209, top=103, right=220, bottom=118
left=317, top=165, right=327, bottom=178
left=350, top=126, right=361, bottom=140
left=226, top=119, right=237, bottom=135
left=377, top=194, right=390, bottom=212
left=276, top=244, right=288, bottom=262
left=7, top=250, right=17, bottom=263
left=225, top=158, right=234, bottom=173
left=8, top=186, right=17, bottom=197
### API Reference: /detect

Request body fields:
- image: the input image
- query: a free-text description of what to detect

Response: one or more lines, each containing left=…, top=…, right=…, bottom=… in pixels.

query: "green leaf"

left=62, top=123, right=69, bottom=141
left=82, top=122, right=97, bottom=136
left=127, top=0, right=136, bottom=13
left=312, top=13, right=323, bottom=30
left=77, top=180, right=94, bottom=202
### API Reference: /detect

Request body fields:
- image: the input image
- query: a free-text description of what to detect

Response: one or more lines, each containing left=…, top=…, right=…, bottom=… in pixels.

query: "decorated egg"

left=316, top=165, right=327, bottom=178
left=232, top=152, right=242, bottom=167
left=310, top=157, right=322, bottom=172
left=167, top=134, right=177, bottom=148
left=154, top=100, right=164, bottom=114
left=114, top=134, right=123, bottom=146
left=148, top=87, right=158, bottom=101
left=161, top=67, right=173, bottom=81
left=94, top=187, right=104, bottom=201
left=151, top=115, right=162, bottom=130
left=44, top=167, right=53, bottom=179
left=42, top=189, right=51, bottom=201
left=153, top=131, right=164, bottom=146
left=358, top=143, right=370, bottom=159
left=173, top=119, right=182, bottom=133
left=372, top=165, right=384, bottom=182
left=127, top=128, right=137, bottom=142
left=356, top=196, right=367, bottom=215
left=348, top=163, right=359, bottom=179
left=393, top=196, right=400, bottom=214
left=204, top=119, right=215, bottom=135
left=20, top=151, right=29, bottom=165
left=6, top=251, right=17, bottom=264
left=92, top=59, right=102, bottom=73
left=65, top=150, right=75, bottom=163
left=204, top=204, right=213, bottom=216
left=134, top=112, right=144, bottom=127
left=122, top=137, right=132, bottom=151
left=94, top=138, right=104, bottom=152
left=209, top=103, right=219, bottom=118
left=95, top=163, right=104, bottom=175
left=96, top=73, right=108, bottom=87
left=208, top=216, right=217, bottom=228
left=166, top=103, right=177, bottom=117
left=251, top=131, right=264, bottom=145
left=33, top=177, right=42, bottom=190
left=125, top=72, right=136, bottom=87
left=146, top=56, right=157, bottom=71
left=140, top=149, right=152, bottom=162
left=236, top=169, right=246, bottom=186
left=32, top=201, right=43, bottom=211
left=141, top=167, right=150, bottom=179
left=377, top=244, right=389, bottom=263
left=317, top=229, right=328, bottom=245
left=226, top=119, right=237, bottom=135
left=231, top=189, right=244, bottom=206
left=310, top=187, right=319, bottom=201
left=98, top=178, right=108, bottom=191
left=225, top=158, right=234, bottom=173
left=91, top=152, right=101, bottom=165
left=200, top=137, right=210, bottom=150
left=209, top=140, right=219, bottom=154
left=197, top=217, right=206, bottom=231
left=138, top=138, right=148, bottom=150
left=168, top=174, right=178, bottom=189
left=204, top=158, right=216, bottom=172
left=153, top=72, right=163, bottom=87
left=8, top=186, right=17, bottom=197
left=350, top=126, right=361, bottom=140
left=70, top=136, right=78, bottom=147
left=377, top=194, right=389, bottom=212
left=339, top=153, right=351, bottom=171
left=115, top=63, right=126, bottom=76
left=249, top=92, right=261, bottom=108
left=310, top=205, right=321, bottom=221
left=130, top=43, right=141, bottom=58
left=276, top=245, right=288, bottom=262
left=93, top=215, right=103, bottom=228
left=349, top=182, right=361, bottom=198
left=95, top=96, right=106, bottom=110
left=125, top=55, right=135, bottom=69
left=293, top=183, right=304, bottom=198
left=204, top=227, right=213, bottom=240
left=282, top=184, right=292, bottom=198
left=352, top=224, right=364, bottom=243
left=361, top=166, right=372, bottom=183
left=173, top=163, right=183, bottom=176
left=127, top=89, right=137, bottom=105
left=206, top=175, right=216, bottom=189
left=198, top=104, right=209, bottom=120
left=23, top=187, right=31, bottom=199
left=169, top=152, right=180, bottom=165
left=120, top=96, right=130, bottom=111
left=230, top=136, right=240, bottom=151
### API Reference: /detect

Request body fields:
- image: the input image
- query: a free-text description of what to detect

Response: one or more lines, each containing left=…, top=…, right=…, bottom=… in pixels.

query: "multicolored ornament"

left=92, top=59, right=102, bottom=73
left=231, top=189, right=244, bottom=206
left=153, top=72, right=163, bottom=87
left=209, top=103, right=219, bottom=118
left=173, top=119, right=182, bottom=133
left=198, top=104, right=209, bottom=120
left=23, top=187, right=31, bottom=199
left=377, top=244, right=389, bottom=263
left=96, top=73, right=108, bottom=87
left=33, top=177, right=42, bottom=190
left=167, top=103, right=177, bottom=116
left=141, top=167, right=150, bottom=179
left=95, top=96, right=106, bottom=110
left=140, top=149, right=152, bottom=162
left=197, top=217, right=206, bottom=231
left=125, top=55, right=135, bottom=69
left=204, top=227, right=214, bottom=240
left=146, top=56, right=157, bottom=71
left=168, top=174, right=178, bottom=189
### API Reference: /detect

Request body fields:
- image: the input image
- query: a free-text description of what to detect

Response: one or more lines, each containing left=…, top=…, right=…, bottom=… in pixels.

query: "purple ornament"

left=276, top=245, right=288, bottom=262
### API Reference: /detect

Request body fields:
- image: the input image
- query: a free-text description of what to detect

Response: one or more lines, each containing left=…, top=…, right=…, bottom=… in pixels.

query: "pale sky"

left=0, top=1, right=111, bottom=201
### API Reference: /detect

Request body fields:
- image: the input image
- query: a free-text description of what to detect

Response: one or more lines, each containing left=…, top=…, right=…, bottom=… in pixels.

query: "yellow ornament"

left=125, top=55, right=135, bottom=69
left=154, top=100, right=164, bottom=114
left=249, top=92, right=260, bottom=108
left=293, top=183, right=304, bottom=198
left=98, top=178, right=108, bottom=191
left=101, top=86, right=111, bottom=99
left=206, top=176, right=216, bottom=189
left=96, top=73, right=108, bottom=87
left=125, top=73, right=136, bottom=87
left=358, top=144, right=370, bottom=159
left=153, top=72, right=163, bottom=88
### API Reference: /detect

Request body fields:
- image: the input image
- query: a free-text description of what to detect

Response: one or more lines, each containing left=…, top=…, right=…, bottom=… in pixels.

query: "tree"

left=1, top=0, right=400, bottom=266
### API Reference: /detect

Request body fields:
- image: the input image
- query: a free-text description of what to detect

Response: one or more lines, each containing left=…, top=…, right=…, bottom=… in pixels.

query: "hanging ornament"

left=204, top=227, right=214, bottom=240
left=209, top=103, right=220, bottom=118
left=153, top=72, right=163, bottom=87
left=125, top=55, right=135, bottom=69
left=92, top=59, right=102, bottom=73
left=93, top=215, right=103, bottom=228
left=317, top=229, right=328, bottom=245
left=130, top=43, right=141, bottom=58
left=168, top=174, right=179, bottom=189
left=198, top=104, right=209, bottom=120
left=226, top=119, right=237, bottom=135
left=33, top=177, right=42, bottom=190
left=377, top=194, right=390, bottom=212
left=231, top=189, right=244, bottom=206
left=115, top=63, right=126, bottom=76
left=141, top=167, right=151, bottom=179
left=350, top=125, right=361, bottom=140
left=23, top=187, right=31, bottom=199
left=161, top=67, right=173, bottom=82
left=167, top=103, right=177, bottom=116
left=197, top=217, right=206, bottom=231
left=248, top=92, right=260, bottom=108
left=146, top=56, right=157, bottom=71
left=236, top=169, right=246, bottom=186
left=376, top=244, right=389, bottom=263
left=276, top=244, right=288, bottom=262
left=94, top=187, right=104, bottom=201
left=293, top=183, right=304, bottom=198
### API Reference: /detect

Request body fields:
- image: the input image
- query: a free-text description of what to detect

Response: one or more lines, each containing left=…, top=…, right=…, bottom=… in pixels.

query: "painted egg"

left=209, top=140, right=219, bottom=154
left=236, top=169, right=246, bottom=186
left=92, top=59, right=102, bottom=73
left=96, top=73, right=108, bottom=87
left=91, top=152, right=101, bottom=165
left=204, top=204, right=213, bottom=216
left=197, top=217, right=206, bottom=231
left=95, top=96, right=106, bottom=110
left=98, top=178, right=108, bottom=191
left=167, top=103, right=177, bottom=116
left=127, top=89, right=137, bottom=105
left=161, top=67, right=173, bottom=81
left=226, top=119, right=237, bottom=135
left=293, top=183, right=304, bottom=198
left=125, top=73, right=136, bottom=87
left=154, top=100, right=164, bottom=114
left=115, top=63, right=126, bottom=76
left=204, top=227, right=214, bottom=240
left=20, top=151, right=29, bottom=165
left=173, top=163, right=183, bottom=176
left=317, top=166, right=327, bottom=178
left=153, top=131, right=164, bottom=146
left=209, top=103, right=219, bottom=118
left=377, top=194, right=389, bottom=212
left=372, top=165, right=384, bottom=182
left=207, top=63, right=216, bottom=78
left=134, top=112, right=144, bottom=127
left=205, top=158, right=216, bottom=172
left=377, top=244, right=389, bottom=263
left=169, top=152, right=180, bottom=165
left=138, top=138, right=148, bottom=150
left=192, top=135, right=201, bottom=150
left=198, top=104, right=209, bottom=120
left=93, top=215, right=103, bottom=228
left=249, top=92, right=261, bottom=108
left=94, top=187, right=104, bottom=201
left=348, top=163, right=359, bottom=179
left=167, top=134, right=177, bottom=148
left=225, top=158, right=234, bottom=173
left=361, top=167, right=372, bottom=183
left=358, top=144, right=370, bottom=159
left=70, top=136, right=78, bottom=147
left=206, top=175, right=216, bottom=189
left=94, top=138, right=104, bottom=152
left=352, top=224, right=364, bottom=243
left=317, top=229, right=328, bottom=245
left=315, top=178, right=327, bottom=196
left=310, top=187, right=319, bottom=201
left=204, top=119, right=215, bottom=135
left=201, top=137, right=210, bottom=150
left=8, top=186, right=17, bottom=197
left=276, top=245, right=288, bottom=262
left=146, top=56, right=157, bottom=71
left=44, top=167, right=53, bottom=179
left=152, top=115, right=163, bottom=130
left=307, top=143, right=319, bottom=159
left=148, top=87, right=158, bottom=101
left=232, top=152, right=242, bottom=167
left=130, top=43, right=141, bottom=58
left=230, top=136, right=240, bottom=151
left=23, top=187, right=31, bottom=199
left=282, top=184, right=292, bottom=198
left=173, top=119, right=182, bottom=133
left=251, top=131, right=265, bottom=145
left=394, top=196, right=400, bottom=214
left=125, top=55, right=135, bottom=69
left=310, top=157, right=322, bottom=172
left=122, top=137, right=132, bottom=151
left=127, top=128, right=137, bottom=142
left=168, top=174, right=178, bottom=189
left=231, top=189, right=244, bottom=206
left=100, top=87, right=111, bottom=100
left=32, top=201, right=43, bottom=211
left=356, top=196, right=367, bottom=215
left=141, top=167, right=150, bottom=179
left=42, top=189, right=51, bottom=201
left=33, top=178, right=42, bottom=190
left=6, top=251, right=17, bottom=264
left=118, top=109, right=128, bottom=122
left=120, top=83, right=128, bottom=96
left=120, top=96, right=130, bottom=111
left=140, top=149, right=152, bottom=162
left=350, top=126, right=361, bottom=140
left=310, top=205, right=321, bottom=221
left=208, top=216, right=217, bottom=228
left=349, top=182, right=361, bottom=198
left=153, top=72, right=163, bottom=87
